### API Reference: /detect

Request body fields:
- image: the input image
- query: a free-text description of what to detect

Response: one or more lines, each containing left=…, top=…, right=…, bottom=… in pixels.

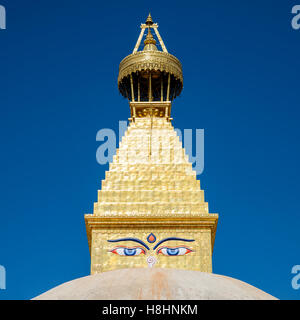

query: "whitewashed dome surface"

left=33, top=268, right=277, bottom=300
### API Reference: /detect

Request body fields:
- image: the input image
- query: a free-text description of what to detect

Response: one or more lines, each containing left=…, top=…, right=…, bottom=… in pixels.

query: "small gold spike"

left=146, top=13, right=153, bottom=25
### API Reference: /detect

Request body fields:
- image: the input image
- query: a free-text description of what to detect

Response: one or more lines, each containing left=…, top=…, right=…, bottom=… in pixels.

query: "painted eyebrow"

left=107, top=238, right=150, bottom=250
left=153, top=237, right=195, bottom=250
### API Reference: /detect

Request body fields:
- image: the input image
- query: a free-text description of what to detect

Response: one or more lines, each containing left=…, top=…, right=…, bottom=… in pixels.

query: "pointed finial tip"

left=146, top=13, right=153, bottom=25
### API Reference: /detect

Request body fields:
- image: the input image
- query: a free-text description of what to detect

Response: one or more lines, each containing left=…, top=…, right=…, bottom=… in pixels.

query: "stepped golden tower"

left=85, top=14, right=218, bottom=274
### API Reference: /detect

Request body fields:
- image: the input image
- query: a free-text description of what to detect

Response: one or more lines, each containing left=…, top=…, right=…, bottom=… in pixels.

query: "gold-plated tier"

left=129, top=101, right=172, bottom=120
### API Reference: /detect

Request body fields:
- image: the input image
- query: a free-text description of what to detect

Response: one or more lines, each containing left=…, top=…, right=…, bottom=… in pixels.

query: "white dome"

left=33, top=268, right=277, bottom=300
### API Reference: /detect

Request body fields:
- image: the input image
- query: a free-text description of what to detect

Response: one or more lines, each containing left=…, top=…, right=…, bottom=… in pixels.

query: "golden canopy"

left=118, top=14, right=183, bottom=102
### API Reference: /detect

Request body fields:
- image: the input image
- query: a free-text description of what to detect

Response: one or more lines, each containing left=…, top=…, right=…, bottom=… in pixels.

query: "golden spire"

left=85, top=14, right=218, bottom=276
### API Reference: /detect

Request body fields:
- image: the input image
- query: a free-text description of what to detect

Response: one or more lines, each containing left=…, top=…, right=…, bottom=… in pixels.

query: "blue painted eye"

left=157, top=246, right=192, bottom=256
left=124, top=248, right=137, bottom=256
left=110, top=246, right=145, bottom=256
left=167, top=248, right=179, bottom=256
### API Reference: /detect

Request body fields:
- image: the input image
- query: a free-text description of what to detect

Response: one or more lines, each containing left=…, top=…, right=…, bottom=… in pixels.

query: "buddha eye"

left=110, top=246, right=146, bottom=256
left=156, top=246, right=192, bottom=256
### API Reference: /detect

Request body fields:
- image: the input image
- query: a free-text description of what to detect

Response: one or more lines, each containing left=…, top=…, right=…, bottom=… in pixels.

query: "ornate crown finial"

left=118, top=15, right=183, bottom=110
left=146, top=13, right=153, bottom=26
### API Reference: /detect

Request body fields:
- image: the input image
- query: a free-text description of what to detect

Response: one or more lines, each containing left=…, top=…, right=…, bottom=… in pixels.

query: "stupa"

left=34, top=14, right=277, bottom=300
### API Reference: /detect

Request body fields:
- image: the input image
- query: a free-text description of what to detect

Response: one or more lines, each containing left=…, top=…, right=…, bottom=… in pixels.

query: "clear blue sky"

left=0, top=0, right=299, bottom=300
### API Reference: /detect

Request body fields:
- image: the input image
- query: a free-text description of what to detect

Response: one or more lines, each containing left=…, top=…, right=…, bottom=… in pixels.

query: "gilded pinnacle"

left=146, top=13, right=153, bottom=25
left=118, top=15, right=183, bottom=106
